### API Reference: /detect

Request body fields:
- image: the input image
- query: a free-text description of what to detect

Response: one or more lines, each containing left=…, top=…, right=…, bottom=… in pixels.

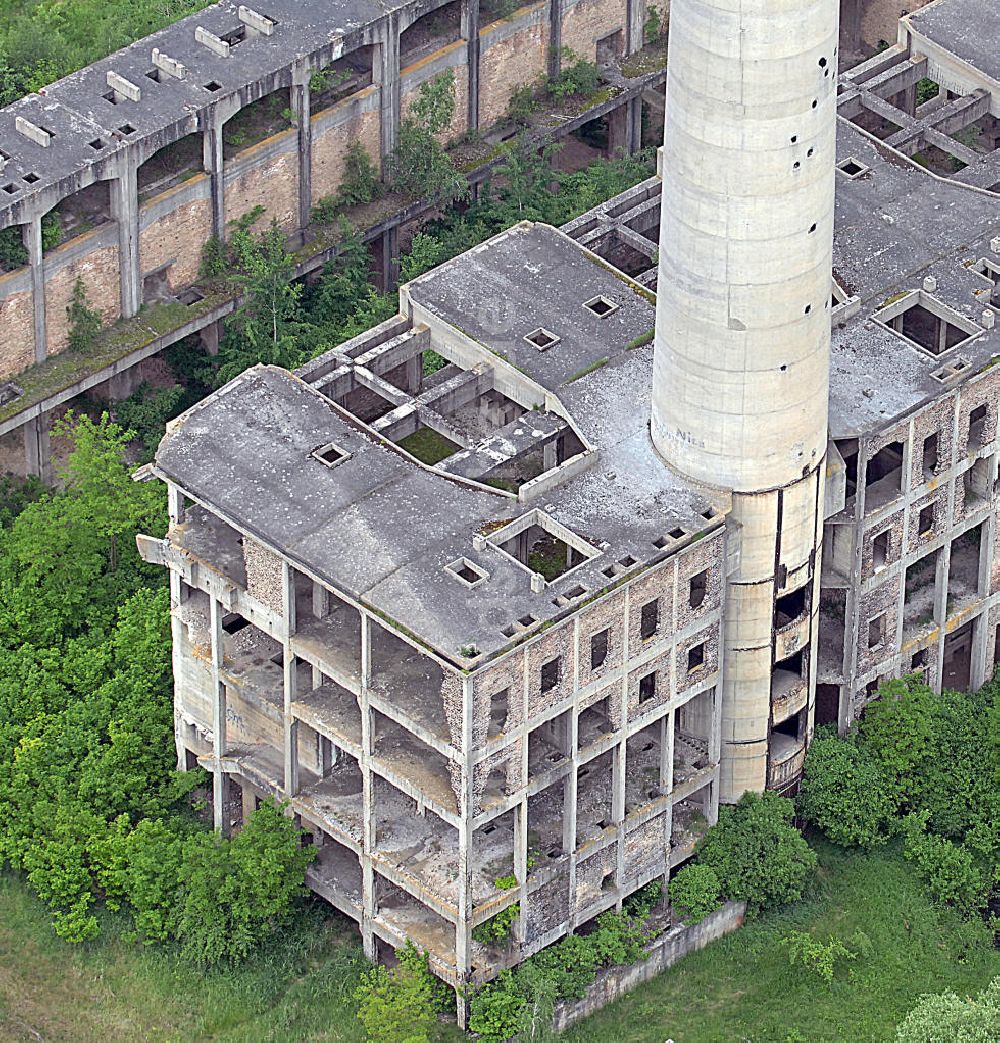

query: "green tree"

left=895, top=977, right=1000, bottom=1042
left=173, top=801, right=314, bottom=966
left=797, top=732, right=897, bottom=849
left=390, top=72, right=468, bottom=202
left=355, top=940, right=442, bottom=1043
left=669, top=863, right=722, bottom=922
left=697, top=791, right=817, bottom=915
left=781, top=930, right=857, bottom=986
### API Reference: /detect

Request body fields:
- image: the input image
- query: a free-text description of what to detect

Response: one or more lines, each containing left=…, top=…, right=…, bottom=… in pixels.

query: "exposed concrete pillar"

left=204, top=117, right=227, bottom=239
left=652, top=0, right=838, bottom=801
left=455, top=673, right=475, bottom=1031
left=209, top=595, right=229, bottom=832
left=22, top=412, right=52, bottom=484
left=359, top=612, right=376, bottom=960
left=292, top=73, right=313, bottom=231
left=548, top=0, right=564, bottom=79
left=24, top=215, right=46, bottom=364
left=376, top=225, right=400, bottom=293
left=376, top=24, right=402, bottom=166
left=111, top=160, right=141, bottom=318
left=462, top=0, right=481, bottom=133
left=625, top=0, right=646, bottom=54
left=608, top=99, right=641, bottom=157
left=281, top=562, right=299, bottom=796
left=200, top=320, right=221, bottom=356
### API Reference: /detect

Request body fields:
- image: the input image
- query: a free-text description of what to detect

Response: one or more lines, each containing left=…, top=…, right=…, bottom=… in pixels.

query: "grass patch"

left=0, top=872, right=459, bottom=1042
left=563, top=839, right=1000, bottom=1042
left=397, top=427, right=460, bottom=465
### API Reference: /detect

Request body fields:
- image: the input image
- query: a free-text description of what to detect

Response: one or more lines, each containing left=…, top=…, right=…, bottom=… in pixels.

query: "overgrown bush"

left=895, top=977, right=1000, bottom=1042
left=546, top=48, right=602, bottom=99
left=781, top=930, right=856, bottom=986
left=355, top=940, right=445, bottom=1043
left=669, top=863, right=722, bottom=923
left=697, top=791, right=817, bottom=915
left=797, top=730, right=897, bottom=849
left=469, top=898, right=655, bottom=1041
left=902, top=812, right=990, bottom=917
left=67, top=277, right=102, bottom=351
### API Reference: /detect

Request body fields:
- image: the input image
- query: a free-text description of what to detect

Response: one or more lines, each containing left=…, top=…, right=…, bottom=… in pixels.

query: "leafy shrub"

left=67, top=277, right=102, bottom=351
left=895, top=977, right=1000, bottom=1042
left=781, top=930, right=856, bottom=986
left=114, top=384, right=190, bottom=459
left=546, top=49, right=602, bottom=99
left=669, top=863, right=722, bottom=923
left=623, top=878, right=662, bottom=919
left=470, top=893, right=656, bottom=1037
left=0, top=226, right=28, bottom=269
left=507, top=83, right=539, bottom=125
left=473, top=901, right=519, bottom=944
left=902, top=813, right=989, bottom=917
left=356, top=940, right=443, bottom=1043
left=697, top=791, right=817, bottom=915
left=797, top=732, right=897, bottom=849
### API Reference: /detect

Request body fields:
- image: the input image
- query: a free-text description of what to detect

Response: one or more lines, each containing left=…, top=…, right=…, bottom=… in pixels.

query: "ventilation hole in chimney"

left=780, top=364, right=788, bottom=372
left=790, top=135, right=798, bottom=143
left=793, top=161, right=801, bottom=170
left=819, top=57, right=827, bottom=68
left=812, top=99, right=818, bottom=109
left=807, top=148, right=814, bottom=157
left=809, top=223, right=817, bottom=233
left=804, top=304, right=812, bottom=315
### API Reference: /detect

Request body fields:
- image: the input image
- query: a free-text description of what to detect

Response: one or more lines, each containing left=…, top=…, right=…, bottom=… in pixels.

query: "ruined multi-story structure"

left=45, top=0, right=1000, bottom=1020
left=0, top=0, right=664, bottom=479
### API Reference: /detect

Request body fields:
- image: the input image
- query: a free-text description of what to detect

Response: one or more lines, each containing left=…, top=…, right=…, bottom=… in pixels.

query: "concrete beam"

left=112, top=161, right=141, bottom=319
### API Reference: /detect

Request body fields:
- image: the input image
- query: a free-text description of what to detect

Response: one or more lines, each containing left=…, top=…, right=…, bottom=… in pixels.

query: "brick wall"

left=225, top=133, right=300, bottom=231
left=43, top=233, right=121, bottom=356
left=139, top=179, right=213, bottom=292
left=311, top=92, right=382, bottom=205
left=560, top=0, right=628, bottom=63
left=401, top=41, right=470, bottom=143
left=478, top=5, right=549, bottom=129
left=0, top=279, right=34, bottom=379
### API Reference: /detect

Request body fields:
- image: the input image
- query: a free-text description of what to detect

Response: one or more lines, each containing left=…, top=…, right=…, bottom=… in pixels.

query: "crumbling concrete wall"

left=477, top=3, right=549, bottom=128
left=43, top=232, right=122, bottom=354
left=551, top=901, right=746, bottom=1030
left=0, top=277, right=34, bottom=379
left=242, top=536, right=285, bottom=615
left=560, top=0, right=629, bottom=63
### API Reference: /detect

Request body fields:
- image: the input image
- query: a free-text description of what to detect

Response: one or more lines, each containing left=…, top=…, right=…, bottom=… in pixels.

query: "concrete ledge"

left=551, top=901, right=747, bottom=1031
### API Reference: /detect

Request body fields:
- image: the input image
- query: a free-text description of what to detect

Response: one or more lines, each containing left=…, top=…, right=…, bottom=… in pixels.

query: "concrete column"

left=204, top=118, right=226, bottom=239
left=455, top=673, right=476, bottom=1030
left=111, top=160, right=141, bottom=318
left=652, top=0, right=838, bottom=800
left=376, top=225, right=400, bottom=293
left=359, top=613, right=376, bottom=959
left=282, top=563, right=299, bottom=795
left=199, top=320, right=221, bottom=356
left=608, top=100, right=641, bottom=157
left=548, top=0, right=563, bottom=79
left=462, top=0, right=481, bottom=134
left=625, top=0, right=646, bottom=55
left=23, top=216, right=47, bottom=364
left=22, top=413, right=52, bottom=484
left=376, top=26, right=402, bottom=166
left=209, top=595, right=229, bottom=832
left=292, top=75, right=313, bottom=231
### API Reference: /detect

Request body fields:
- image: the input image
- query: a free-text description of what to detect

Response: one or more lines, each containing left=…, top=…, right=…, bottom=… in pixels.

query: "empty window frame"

left=689, top=569, right=709, bottom=609
left=687, top=642, right=706, bottom=672
left=540, top=657, right=561, bottom=693
left=638, top=670, right=656, bottom=703
left=639, top=599, right=659, bottom=640
left=590, top=628, right=610, bottom=670
left=867, top=612, right=887, bottom=650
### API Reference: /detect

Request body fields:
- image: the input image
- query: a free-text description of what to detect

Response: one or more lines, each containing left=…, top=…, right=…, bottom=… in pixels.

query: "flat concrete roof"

left=906, top=0, right=1000, bottom=84
left=156, top=225, right=722, bottom=664
left=828, top=119, right=1000, bottom=436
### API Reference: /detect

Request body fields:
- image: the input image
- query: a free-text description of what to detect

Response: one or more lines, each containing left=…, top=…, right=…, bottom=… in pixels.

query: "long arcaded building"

left=125, top=0, right=1000, bottom=1021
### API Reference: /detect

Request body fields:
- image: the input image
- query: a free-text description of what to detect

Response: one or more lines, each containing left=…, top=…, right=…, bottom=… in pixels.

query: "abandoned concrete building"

left=0, top=0, right=993, bottom=1018
left=129, top=0, right=1000, bottom=1010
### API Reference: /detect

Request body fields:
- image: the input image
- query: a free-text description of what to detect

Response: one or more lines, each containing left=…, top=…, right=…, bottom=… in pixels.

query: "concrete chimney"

left=651, top=0, right=839, bottom=800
